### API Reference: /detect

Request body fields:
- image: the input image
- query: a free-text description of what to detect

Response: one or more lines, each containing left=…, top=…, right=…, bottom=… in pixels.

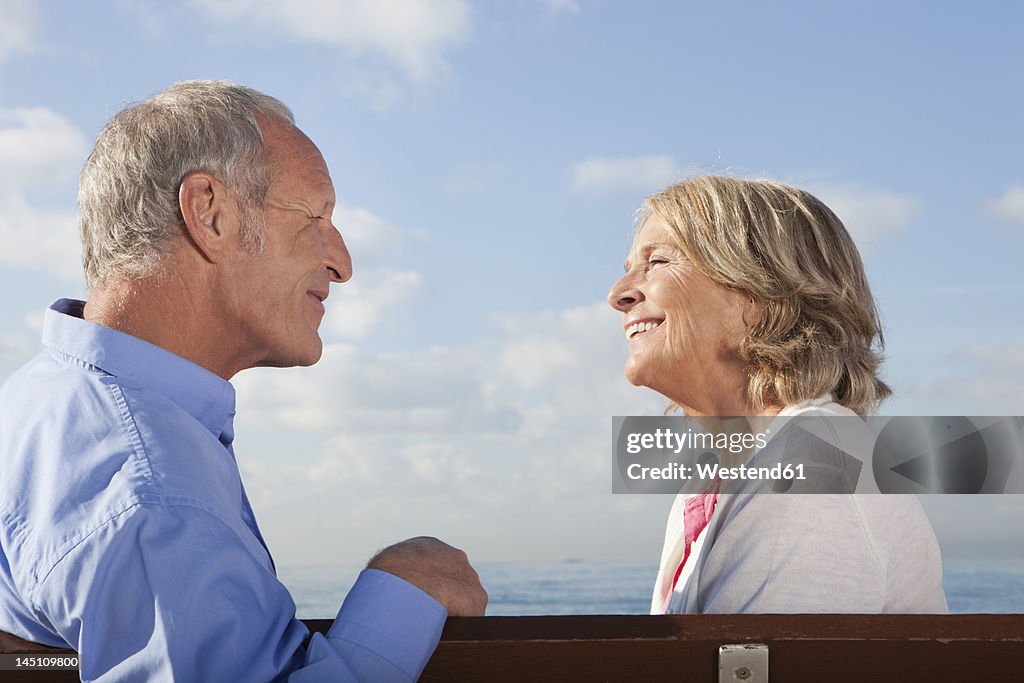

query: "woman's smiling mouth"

left=625, top=319, right=663, bottom=339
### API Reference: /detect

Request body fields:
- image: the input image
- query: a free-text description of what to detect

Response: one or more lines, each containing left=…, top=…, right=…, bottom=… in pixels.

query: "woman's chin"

left=623, top=362, right=652, bottom=389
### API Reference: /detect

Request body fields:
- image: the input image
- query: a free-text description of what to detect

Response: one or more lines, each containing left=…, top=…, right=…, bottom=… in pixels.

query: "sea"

left=278, top=559, right=1024, bottom=618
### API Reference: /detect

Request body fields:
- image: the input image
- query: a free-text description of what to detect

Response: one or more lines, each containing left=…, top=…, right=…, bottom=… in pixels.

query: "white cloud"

left=235, top=340, right=526, bottom=434
left=191, top=0, right=471, bottom=83
left=23, top=309, right=44, bottom=333
left=493, top=304, right=623, bottom=393
left=945, top=346, right=1024, bottom=414
left=903, top=345, right=1024, bottom=415
left=325, top=267, right=426, bottom=341
left=0, top=107, right=86, bottom=183
left=237, top=300, right=661, bottom=448
left=0, top=0, right=38, bottom=62
left=0, top=310, right=46, bottom=379
left=320, top=205, right=429, bottom=341
left=0, top=327, right=35, bottom=379
left=0, top=195, right=81, bottom=277
left=569, top=155, right=680, bottom=196
left=809, top=183, right=919, bottom=245
left=334, top=206, right=413, bottom=255
left=231, top=299, right=667, bottom=561
left=0, top=107, right=88, bottom=278
left=985, top=185, right=1024, bottom=225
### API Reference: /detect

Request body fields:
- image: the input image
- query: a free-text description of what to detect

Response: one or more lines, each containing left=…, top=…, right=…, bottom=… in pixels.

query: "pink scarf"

left=661, top=490, right=719, bottom=613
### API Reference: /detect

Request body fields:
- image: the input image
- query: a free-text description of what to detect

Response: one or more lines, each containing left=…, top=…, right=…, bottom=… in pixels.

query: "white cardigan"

left=652, top=397, right=949, bottom=614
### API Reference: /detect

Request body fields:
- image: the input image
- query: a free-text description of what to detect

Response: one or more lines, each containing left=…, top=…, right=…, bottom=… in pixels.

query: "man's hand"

left=367, top=536, right=488, bottom=616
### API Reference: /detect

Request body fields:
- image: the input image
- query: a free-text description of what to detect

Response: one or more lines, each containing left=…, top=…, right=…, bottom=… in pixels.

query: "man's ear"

left=179, top=172, right=238, bottom=263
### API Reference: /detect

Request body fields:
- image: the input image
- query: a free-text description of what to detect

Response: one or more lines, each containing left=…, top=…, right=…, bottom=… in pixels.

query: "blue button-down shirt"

left=0, top=299, right=446, bottom=681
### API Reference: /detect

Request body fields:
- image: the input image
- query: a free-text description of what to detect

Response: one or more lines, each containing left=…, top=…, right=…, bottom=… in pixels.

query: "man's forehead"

left=262, top=122, right=333, bottom=186
left=264, top=122, right=322, bottom=162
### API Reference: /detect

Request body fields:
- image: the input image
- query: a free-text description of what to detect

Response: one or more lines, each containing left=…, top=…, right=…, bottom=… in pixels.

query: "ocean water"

left=942, top=559, right=1024, bottom=613
left=278, top=559, right=1024, bottom=618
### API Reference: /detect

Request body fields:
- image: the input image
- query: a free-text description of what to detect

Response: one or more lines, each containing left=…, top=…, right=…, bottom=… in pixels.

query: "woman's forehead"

left=632, top=215, right=681, bottom=249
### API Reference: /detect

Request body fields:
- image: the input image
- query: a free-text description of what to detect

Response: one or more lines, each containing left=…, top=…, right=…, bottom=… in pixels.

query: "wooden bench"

left=4, top=614, right=1023, bottom=681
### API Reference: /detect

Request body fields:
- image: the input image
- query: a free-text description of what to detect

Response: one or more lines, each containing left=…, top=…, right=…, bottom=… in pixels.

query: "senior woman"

left=608, top=175, right=948, bottom=615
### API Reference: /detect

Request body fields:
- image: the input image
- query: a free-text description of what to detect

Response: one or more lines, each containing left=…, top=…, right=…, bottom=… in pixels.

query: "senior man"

left=0, top=81, right=486, bottom=681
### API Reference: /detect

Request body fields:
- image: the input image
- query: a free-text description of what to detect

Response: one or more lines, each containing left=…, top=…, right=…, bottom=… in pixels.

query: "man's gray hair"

left=78, top=80, right=295, bottom=288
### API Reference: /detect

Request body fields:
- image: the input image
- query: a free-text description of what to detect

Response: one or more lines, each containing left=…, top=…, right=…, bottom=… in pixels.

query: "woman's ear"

left=179, top=172, right=239, bottom=263
left=741, top=295, right=763, bottom=329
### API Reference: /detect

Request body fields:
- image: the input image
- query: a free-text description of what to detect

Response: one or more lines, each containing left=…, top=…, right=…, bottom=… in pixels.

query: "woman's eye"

left=648, top=257, right=669, bottom=266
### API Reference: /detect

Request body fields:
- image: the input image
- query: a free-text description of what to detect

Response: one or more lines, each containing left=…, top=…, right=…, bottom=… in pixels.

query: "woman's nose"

left=608, top=272, right=642, bottom=312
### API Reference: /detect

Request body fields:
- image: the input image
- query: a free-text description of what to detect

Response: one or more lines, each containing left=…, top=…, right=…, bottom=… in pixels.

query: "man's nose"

left=324, top=222, right=352, bottom=283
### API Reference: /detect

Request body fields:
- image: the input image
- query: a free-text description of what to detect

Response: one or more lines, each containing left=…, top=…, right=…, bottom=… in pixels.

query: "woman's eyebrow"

left=624, top=242, right=677, bottom=271
left=632, top=242, right=677, bottom=258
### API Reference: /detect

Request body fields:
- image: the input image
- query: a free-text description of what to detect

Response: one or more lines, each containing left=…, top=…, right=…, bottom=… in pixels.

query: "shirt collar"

left=777, top=394, right=837, bottom=417
left=42, top=298, right=236, bottom=441
left=752, top=394, right=842, bottom=457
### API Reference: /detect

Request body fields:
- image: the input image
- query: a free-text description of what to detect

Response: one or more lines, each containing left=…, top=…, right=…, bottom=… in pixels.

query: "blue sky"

left=1, top=0, right=1023, bottom=575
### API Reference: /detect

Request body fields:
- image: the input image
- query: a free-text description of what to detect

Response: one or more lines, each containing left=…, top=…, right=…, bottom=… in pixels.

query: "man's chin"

left=305, top=345, right=325, bottom=366
left=296, top=341, right=325, bottom=367
left=254, top=340, right=324, bottom=369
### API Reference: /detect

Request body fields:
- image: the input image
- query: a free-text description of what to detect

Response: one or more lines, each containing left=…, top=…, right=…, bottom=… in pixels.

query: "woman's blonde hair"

left=643, top=175, right=891, bottom=416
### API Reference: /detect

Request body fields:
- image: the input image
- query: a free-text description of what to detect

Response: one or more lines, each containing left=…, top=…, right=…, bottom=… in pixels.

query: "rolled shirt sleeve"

left=298, top=570, right=447, bottom=682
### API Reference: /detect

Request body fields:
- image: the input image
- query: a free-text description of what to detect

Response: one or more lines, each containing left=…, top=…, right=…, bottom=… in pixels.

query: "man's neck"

left=84, top=269, right=243, bottom=380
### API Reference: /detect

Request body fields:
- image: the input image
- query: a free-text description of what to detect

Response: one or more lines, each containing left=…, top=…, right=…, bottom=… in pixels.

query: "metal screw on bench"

left=719, top=643, right=768, bottom=683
